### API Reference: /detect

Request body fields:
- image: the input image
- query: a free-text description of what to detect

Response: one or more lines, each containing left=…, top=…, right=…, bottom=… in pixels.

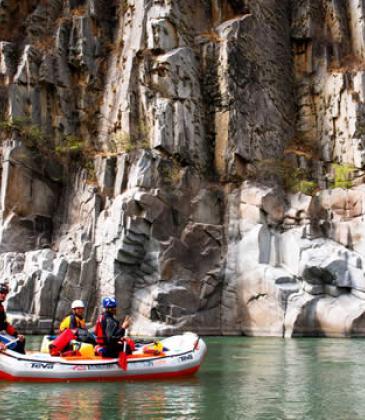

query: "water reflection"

left=283, top=339, right=365, bottom=420
left=1, top=337, right=365, bottom=419
left=198, top=338, right=365, bottom=420
left=0, top=378, right=204, bottom=419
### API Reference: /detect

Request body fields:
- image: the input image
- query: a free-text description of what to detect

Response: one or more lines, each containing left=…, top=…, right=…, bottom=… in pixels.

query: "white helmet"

left=71, top=300, right=85, bottom=309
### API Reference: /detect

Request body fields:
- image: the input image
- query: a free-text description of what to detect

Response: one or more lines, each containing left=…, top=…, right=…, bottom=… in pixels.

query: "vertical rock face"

left=1, top=0, right=365, bottom=337
left=212, top=0, right=294, bottom=178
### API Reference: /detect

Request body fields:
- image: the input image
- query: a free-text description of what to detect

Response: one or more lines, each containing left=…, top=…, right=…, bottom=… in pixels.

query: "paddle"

left=0, top=337, right=19, bottom=351
left=118, top=329, right=128, bottom=370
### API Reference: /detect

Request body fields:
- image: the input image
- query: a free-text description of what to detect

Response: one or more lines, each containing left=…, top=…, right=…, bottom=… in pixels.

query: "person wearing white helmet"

left=59, top=300, right=86, bottom=332
left=49, top=300, right=95, bottom=356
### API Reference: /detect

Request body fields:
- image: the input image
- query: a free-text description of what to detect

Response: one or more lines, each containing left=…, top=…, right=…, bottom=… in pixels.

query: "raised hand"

left=121, top=315, right=131, bottom=330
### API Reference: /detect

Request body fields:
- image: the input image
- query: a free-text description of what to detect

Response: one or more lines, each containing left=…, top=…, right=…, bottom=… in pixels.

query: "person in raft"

left=0, top=283, right=25, bottom=354
left=60, top=300, right=86, bottom=331
left=94, top=297, right=133, bottom=357
left=49, top=300, right=95, bottom=356
left=59, top=299, right=94, bottom=343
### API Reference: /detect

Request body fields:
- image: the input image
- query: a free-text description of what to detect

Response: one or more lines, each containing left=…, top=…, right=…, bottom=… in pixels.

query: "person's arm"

left=0, top=318, right=7, bottom=331
left=5, top=322, right=24, bottom=342
left=103, top=317, right=126, bottom=344
left=113, top=326, right=126, bottom=340
left=104, top=317, right=121, bottom=343
left=5, top=323, right=18, bottom=337
left=59, top=316, right=70, bottom=332
left=112, top=316, right=130, bottom=341
left=0, top=304, right=6, bottom=331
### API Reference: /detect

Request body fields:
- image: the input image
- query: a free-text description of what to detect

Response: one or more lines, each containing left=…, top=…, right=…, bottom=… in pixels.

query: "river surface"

left=1, top=336, right=365, bottom=419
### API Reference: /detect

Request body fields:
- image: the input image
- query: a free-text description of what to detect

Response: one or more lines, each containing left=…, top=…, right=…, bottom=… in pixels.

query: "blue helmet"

left=102, top=297, right=117, bottom=308
left=0, top=284, right=9, bottom=294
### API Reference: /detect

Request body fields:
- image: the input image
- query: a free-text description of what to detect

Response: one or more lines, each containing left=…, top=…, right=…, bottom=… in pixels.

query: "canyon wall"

left=1, top=0, right=365, bottom=337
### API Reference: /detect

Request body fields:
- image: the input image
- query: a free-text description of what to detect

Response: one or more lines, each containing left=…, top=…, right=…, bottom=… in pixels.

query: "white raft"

left=0, top=332, right=207, bottom=382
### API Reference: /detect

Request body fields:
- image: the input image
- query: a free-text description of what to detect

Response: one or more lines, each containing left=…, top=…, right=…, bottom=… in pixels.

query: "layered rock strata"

left=1, top=0, right=365, bottom=337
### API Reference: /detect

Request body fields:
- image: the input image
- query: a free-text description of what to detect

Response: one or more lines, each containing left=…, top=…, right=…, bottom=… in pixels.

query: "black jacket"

left=96, top=312, right=125, bottom=345
left=0, top=302, right=17, bottom=336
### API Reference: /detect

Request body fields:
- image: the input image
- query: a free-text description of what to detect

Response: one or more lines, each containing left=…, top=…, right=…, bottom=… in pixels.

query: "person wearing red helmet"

left=94, top=297, right=132, bottom=357
left=0, top=283, right=25, bottom=354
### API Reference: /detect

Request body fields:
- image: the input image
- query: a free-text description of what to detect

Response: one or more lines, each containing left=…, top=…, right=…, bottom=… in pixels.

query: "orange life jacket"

left=59, top=314, right=86, bottom=332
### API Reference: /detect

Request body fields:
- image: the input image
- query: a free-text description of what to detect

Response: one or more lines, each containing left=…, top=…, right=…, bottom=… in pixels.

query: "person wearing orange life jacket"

left=0, top=283, right=25, bottom=354
left=49, top=300, right=94, bottom=356
left=94, top=297, right=132, bottom=357
left=59, top=300, right=87, bottom=332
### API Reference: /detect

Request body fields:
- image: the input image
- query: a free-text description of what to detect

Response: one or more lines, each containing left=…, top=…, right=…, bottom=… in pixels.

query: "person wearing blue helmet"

left=94, top=297, right=131, bottom=357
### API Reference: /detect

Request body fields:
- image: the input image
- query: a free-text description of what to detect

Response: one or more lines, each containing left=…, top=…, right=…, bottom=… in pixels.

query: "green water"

left=1, top=337, right=365, bottom=419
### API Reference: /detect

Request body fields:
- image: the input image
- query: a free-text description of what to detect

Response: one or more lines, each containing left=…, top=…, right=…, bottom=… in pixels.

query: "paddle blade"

left=118, top=352, right=128, bottom=370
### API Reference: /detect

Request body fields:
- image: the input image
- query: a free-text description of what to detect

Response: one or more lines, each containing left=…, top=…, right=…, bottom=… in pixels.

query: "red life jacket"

left=49, top=328, right=76, bottom=356
left=95, top=314, right=105, bottom=345
left=95, top=312, right=129, bottom=346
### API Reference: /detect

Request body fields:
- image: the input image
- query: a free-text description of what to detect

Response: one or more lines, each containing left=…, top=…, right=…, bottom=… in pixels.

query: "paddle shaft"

left=122, top=329, right=128, bottom=353
left=5, top=337, right=19, bottom=348
left=0, top=336, right=19, bottom=351
left=0, top=332, right=20, bottom=347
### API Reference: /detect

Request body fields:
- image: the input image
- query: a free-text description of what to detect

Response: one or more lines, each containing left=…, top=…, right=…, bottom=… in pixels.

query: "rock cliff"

left=1, top=0, right=365, bottom=337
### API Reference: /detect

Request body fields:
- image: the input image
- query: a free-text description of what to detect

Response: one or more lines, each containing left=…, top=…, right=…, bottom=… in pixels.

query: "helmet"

left=71, top=300, right=85, bottom=309
left=102, top=297, right=117, bottom=308
left=0, top=284, right=9, bottom=294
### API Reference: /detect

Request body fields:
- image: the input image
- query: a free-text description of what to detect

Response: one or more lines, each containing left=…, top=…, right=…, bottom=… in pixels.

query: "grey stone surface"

left=3, top=0, right=365, bottom=337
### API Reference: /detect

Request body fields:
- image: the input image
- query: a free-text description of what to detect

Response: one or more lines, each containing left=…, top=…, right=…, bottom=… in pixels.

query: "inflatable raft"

left=0, top=332, right=206, bottom=382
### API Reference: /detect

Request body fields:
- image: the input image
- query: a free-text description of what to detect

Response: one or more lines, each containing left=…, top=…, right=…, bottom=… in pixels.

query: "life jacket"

left=95, top=313, right=127, bottom=346
left=143, top=341, right=163, bottom=355
left=0, top=302, right=17, bottom=336
left=95, top=314, right=106, bottom=345
left=49, top=329, right=76, bottom=356
left=59, top=313, right=86, bottom=332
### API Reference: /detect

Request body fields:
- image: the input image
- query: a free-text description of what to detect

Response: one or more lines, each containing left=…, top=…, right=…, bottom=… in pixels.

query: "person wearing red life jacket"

left=94, top=297, right=132, bottom=357
left=0, top=283, right=25, bottom=354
